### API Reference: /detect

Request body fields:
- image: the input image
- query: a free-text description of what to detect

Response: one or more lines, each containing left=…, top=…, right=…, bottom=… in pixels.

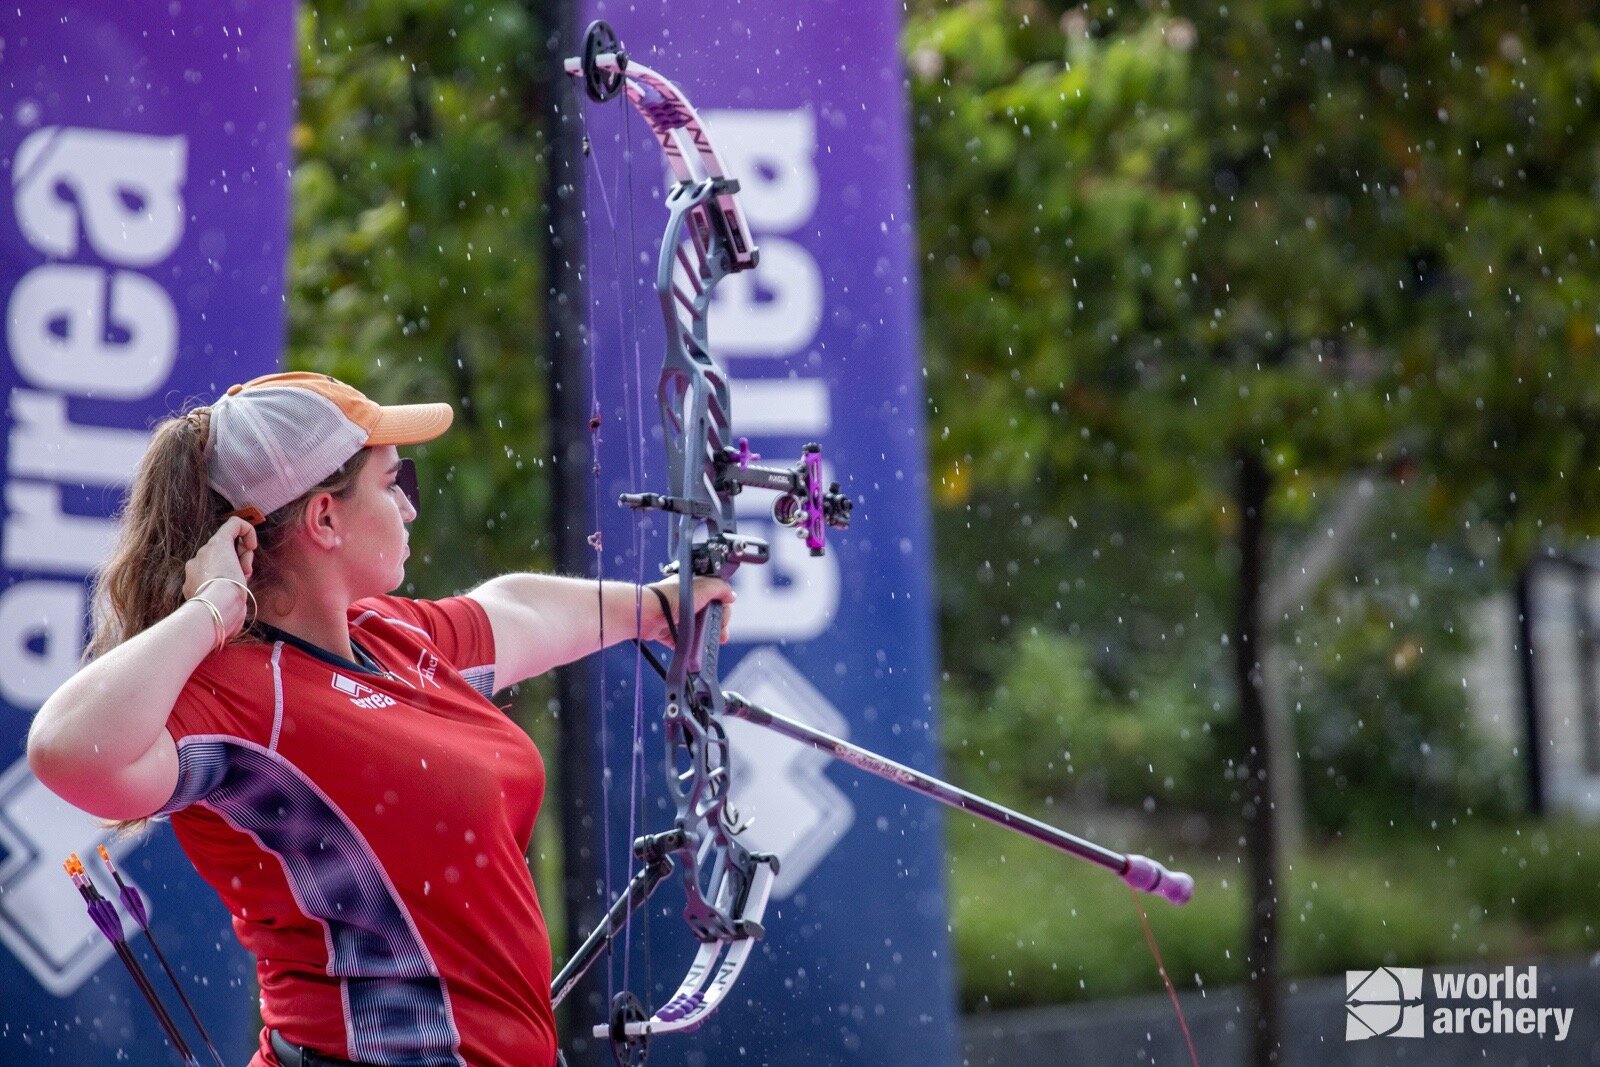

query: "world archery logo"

left=1346, top=967, right=1425, bottom=1039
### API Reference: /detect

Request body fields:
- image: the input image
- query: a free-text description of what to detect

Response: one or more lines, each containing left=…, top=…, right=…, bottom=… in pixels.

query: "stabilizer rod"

left=720, top=691, right=1194, bottom=905
left=550, top=830, right=680, bottom=1008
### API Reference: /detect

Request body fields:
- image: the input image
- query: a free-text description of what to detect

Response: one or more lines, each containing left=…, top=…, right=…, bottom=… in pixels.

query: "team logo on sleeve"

left=414, top=650, right=441, bottom=688
left=331, top=672, right=397, bottom=709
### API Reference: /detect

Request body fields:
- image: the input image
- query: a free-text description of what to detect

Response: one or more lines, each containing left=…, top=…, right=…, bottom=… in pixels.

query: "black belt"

left=269, top=1030, right=368, bottom=1067
left=269, top=1027, right=566, bottom=1067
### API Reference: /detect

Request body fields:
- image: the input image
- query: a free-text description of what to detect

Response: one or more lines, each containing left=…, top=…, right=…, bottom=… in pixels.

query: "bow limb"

left=562, top=46, right=758, bottom=271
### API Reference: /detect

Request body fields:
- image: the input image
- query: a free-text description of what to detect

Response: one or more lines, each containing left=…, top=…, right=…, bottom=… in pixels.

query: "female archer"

left=27, top=371, right=731, bottom=1067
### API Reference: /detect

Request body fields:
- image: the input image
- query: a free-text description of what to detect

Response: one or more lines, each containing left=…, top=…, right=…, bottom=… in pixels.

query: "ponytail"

left=87, top=408, right=229, bottom=660
left=87, top=410, right=374, bottom=660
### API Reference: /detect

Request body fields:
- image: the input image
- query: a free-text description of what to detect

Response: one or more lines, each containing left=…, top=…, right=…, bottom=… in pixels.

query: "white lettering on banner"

left=7, top=264, right=178, bottom=397
left=8, top=390, right=149, bottom=484
left=730, top=379, right=831, bottom=436
left=713, top=237, right=823, bottom=354
left=1, top=120, right=187, bottom=999
left=708, top=110, right=818, bottom=230
left=2, top=126, right=183, bottom=725
left=0, top=581, right=85, bottom=707
left=13, top=128, right=187, bottom=264
left=705, top=110, right=837, bottom=644
left=3, top=482, right=120, bottom=572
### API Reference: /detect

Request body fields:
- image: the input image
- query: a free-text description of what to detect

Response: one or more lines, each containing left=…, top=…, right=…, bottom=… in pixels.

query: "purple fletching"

left=120, top=884, right=150, bottom=929
left=87, top=897, right=125, bottom=943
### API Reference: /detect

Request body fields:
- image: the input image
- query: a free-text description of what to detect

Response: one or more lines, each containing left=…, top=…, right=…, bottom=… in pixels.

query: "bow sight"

left=621, top=439, right=852, bottom=562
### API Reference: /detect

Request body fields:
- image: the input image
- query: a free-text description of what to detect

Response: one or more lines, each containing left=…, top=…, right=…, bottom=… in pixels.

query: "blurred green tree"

left=906, top=1, right=1600, bottom=1059
left=288, top=0, right=552, bottom=599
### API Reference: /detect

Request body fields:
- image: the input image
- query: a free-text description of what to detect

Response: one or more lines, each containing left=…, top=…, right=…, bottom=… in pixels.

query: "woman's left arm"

left=466, top=574, right=734, bottom=687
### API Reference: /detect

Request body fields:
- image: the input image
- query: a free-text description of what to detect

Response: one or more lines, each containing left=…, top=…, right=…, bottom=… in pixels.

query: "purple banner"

left=577, top=1, right=957, bottom=1063
left=0, top=3, right=294, bottom=1062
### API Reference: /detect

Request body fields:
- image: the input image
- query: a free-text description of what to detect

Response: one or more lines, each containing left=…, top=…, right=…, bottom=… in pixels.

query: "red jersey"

left=158, top=595, right=555, bottom=1067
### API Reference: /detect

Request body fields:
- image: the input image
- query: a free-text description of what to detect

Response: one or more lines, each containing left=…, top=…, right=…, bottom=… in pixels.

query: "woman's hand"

left=644, top=575, right=735, bottom=645
left=181, top=517, right=258, bottom=632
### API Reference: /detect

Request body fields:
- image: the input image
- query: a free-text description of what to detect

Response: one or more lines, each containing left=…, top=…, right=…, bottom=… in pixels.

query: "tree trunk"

left=1514, top=565, right=1545, bottom=815
left=1258, top=652, right=1302, bottom=856
left=1234, top=450, right=1282, bottom=1064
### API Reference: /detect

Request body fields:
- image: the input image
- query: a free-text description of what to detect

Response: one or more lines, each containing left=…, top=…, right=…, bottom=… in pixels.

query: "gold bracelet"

left=192, top=577, right=258, bottom=626
left=189, top=596, right=227, bottom=653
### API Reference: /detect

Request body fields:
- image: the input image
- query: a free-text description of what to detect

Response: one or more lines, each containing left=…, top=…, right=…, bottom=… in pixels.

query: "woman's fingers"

left=232, top=520, right=258, bottom=580
left=646, top=576, right=736, bottom=645
left=182, top=518, right=259, bottom=598
left=693, top=577, right=735, bottom=609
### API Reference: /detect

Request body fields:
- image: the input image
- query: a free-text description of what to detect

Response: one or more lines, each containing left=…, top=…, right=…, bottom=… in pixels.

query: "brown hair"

left=87, top=405, right=371, bottom=661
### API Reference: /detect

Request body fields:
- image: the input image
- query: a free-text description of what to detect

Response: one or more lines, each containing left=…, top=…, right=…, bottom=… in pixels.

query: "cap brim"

left=366, top=403, right=455, bottom=446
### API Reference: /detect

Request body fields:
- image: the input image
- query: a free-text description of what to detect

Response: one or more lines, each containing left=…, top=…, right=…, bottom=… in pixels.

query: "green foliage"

left=951, top=816, right=1240, bottom=1008
left=935, top=477, right=1517, bottom=835
left=951, top=816, right=1598, bottom=1010
left=1449, top=821, right=1600, bottom=943
left=945, top=629, right=1224, bottom=815
left=908, top=0, right=1600, bottom=570
left=1281, top=490, right=1521, bottom=832
left=288, top=0, right=553, bottom=599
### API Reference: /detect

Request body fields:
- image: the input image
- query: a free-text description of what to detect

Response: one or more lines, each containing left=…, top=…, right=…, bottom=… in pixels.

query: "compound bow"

left=553, top=21, right=1194, bottom=1067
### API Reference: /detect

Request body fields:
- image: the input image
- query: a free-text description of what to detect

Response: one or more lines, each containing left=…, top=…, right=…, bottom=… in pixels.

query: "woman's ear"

left=299, top=491, right=341, bottom=550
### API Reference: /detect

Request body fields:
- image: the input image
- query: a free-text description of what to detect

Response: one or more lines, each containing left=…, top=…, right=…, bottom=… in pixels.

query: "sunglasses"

left=396, top=457, right=420, bottom=513
left=228, top=456, right=421, bottom=527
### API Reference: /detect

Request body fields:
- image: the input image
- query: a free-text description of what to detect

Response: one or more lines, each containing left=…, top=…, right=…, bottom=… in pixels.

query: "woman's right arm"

left=26, top=518, right=256, bottom=820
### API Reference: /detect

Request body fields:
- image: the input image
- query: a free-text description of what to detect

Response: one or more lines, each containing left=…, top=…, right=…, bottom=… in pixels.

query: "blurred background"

left=8, top=0, right=1600, bottom=1064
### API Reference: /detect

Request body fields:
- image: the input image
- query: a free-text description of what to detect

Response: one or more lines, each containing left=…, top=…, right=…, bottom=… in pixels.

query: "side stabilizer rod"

left=720, top=691, right=1194, bottom=905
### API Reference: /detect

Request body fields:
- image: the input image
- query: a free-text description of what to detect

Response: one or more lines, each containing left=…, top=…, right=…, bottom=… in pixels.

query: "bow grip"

left=689, top=599, right=723, bottom=679
left=1121, top=854, right=1194, bottom=905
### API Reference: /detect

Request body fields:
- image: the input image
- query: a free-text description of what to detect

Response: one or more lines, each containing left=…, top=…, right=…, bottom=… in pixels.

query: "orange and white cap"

left=207, top=372, right=453, bottom=522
